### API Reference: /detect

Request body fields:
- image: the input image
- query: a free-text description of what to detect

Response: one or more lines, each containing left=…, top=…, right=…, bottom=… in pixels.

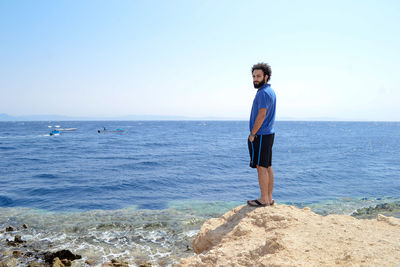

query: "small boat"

left=98, top=127, right=125, bottom=133
left=49, top=130, right=60, bottom=136
left=57, top=128, right=77, bottom=131
left=48, top=126, right=77, bottom=132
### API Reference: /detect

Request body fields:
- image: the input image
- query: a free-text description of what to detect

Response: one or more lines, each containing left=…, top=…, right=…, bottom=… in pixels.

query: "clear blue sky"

left=1, top=0, right=399, bottom=120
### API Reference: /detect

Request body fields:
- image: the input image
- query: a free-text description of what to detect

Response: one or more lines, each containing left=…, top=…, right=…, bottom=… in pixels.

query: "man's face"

left=253, top=69, right=268, bottom=89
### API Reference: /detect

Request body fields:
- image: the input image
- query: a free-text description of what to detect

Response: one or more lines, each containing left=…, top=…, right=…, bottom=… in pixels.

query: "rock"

left=22, top=224, right=29, bottom=229
left=6, top=226, right=14, bottom=232
left=28, top=262, right=46, bottom=267
left=14, top=235, right=24, bottom=243
left=143, top=222, right=167, bottom=230
left=85, top=259, right=96, bottom=266
left=352, top=201, right=400, bottom=218
left=139, top=263, right=152, bottom=267
left=61, top=259, right=72, bottom=266
left=111, top=259, right=129, bottom=267
left=12, top=250, right=23, bottom=257
left=1, top=250, right=12, bottom=256
left=377, top=214, right=400, bottom=226
left=100, top=259, right=131, bottom=267
left=44, top=250, right=81, bottom=264
left=1, top=258, right=18, bottom=266
left=6, top=235, right=26, bottom=246
left=25, top=251, right=34, bottom=257
left=180, top=204, right=400, bottom=266
left=52, top=257, right=65, bottom=267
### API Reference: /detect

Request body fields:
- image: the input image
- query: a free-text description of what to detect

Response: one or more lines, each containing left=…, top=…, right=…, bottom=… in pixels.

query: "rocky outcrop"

left=180, top=204, right=400, bottom=266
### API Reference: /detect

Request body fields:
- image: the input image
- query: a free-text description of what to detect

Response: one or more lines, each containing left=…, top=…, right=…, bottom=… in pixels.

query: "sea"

left=1, top=121, right=400, bottom=266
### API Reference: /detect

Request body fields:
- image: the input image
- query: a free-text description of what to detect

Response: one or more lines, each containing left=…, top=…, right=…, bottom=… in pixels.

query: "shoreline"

left=1, top=198, right=400, bottom=266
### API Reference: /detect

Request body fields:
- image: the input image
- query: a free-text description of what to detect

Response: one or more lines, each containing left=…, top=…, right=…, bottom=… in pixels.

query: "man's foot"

left=247, top=199, right=268, bottom=207
left=248, top=199, right=275, bottom=206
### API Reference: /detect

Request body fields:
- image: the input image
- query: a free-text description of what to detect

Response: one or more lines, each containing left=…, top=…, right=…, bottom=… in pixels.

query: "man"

left=247, top=62, right=276, bottom=207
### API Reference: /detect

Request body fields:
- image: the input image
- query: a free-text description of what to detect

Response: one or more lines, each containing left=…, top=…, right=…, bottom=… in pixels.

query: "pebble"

left=85, top=259, right=96, bottom=265
left=12, top=250, right=24, bottom=257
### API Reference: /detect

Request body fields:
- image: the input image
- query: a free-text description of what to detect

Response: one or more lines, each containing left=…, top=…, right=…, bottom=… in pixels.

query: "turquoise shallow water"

left=1, top=121, right=399, bottom=265
left=1, top=197, right=400, bottom=266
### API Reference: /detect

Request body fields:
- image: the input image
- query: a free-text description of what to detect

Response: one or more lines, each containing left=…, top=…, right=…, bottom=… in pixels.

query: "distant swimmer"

left=98, top=127, right=124, bottom=133
left=247, top=62, right=276, bottom=207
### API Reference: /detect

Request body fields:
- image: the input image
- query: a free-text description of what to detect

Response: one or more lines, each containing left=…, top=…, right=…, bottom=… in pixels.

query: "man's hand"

left=249, top=134, right=255, bottom=142
left=249, top=108, right=266, bottom=142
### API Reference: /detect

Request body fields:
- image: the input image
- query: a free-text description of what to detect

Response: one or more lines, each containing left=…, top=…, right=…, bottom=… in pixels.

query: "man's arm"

left=249, top=108, right=267, bottom=142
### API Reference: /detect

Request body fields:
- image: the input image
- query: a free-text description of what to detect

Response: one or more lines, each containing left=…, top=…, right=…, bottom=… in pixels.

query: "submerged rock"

left=44, top=249, right=81, bottom=264
left=102, top=259, right=130, bottom=267
left=12, top=250, right=23, bottom=257
left=85, top=259, right=96, bottom=266
left=14, top=235, right=24, bottom=243
left=7, top=234, right=26, bottom=246
left=352, top=201, right=400, bottom=218
left=143, top=221, right=168, bottom=230
left=111, top=259, right=129, bottom=267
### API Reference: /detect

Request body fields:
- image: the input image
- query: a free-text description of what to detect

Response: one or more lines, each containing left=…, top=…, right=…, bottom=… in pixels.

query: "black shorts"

left=248, top=133, right=274, bottom=168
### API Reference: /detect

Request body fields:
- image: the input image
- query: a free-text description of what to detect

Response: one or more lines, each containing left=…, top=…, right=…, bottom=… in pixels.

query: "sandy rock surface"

left=180, top=204, right=400, bottom=266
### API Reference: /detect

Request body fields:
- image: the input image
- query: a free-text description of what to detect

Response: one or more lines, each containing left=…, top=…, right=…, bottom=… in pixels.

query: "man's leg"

left=267, top=166, right=274, bottom=204
left=257, top=165, right=270, bottom=204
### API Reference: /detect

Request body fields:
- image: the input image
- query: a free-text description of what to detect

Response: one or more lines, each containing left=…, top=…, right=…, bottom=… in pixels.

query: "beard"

left=253, top=79, right=265, bottom=89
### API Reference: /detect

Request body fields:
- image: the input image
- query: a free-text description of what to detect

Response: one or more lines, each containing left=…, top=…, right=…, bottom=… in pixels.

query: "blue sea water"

left=1, top=121, right=399, bottom=211
left=1, top=120, right=400, bottom=265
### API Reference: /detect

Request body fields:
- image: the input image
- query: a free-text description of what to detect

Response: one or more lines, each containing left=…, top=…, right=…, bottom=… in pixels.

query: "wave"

left=141, top=142, right=174, bottom=148
left=0, top=204, right=216, bottom=266
left=0, top=146, right=17, bottom=151
left=117, top=161, right=163, bottom=170
left=32, top=173, right=59, bottom=179
left=0, top=195, right=13, bottom=206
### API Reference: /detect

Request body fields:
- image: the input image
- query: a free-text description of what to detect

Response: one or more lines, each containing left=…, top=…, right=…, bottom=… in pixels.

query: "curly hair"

left=251, top=62, right=272, bottom=82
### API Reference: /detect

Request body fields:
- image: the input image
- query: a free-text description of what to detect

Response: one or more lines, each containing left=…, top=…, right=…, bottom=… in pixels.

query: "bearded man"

left=247, top=62, right=276, bottom=207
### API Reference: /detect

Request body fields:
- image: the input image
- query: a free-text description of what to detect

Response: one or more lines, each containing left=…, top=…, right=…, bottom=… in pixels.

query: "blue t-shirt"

left=249, top=84, right=276, bottom=135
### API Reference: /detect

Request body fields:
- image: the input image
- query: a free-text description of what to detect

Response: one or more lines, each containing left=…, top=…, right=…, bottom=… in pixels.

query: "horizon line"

left=0, top=113, right=399, bottom=123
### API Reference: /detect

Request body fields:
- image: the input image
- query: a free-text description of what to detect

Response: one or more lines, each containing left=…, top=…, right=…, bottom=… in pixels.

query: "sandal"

left=247, top=199, right=268, bottom=207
